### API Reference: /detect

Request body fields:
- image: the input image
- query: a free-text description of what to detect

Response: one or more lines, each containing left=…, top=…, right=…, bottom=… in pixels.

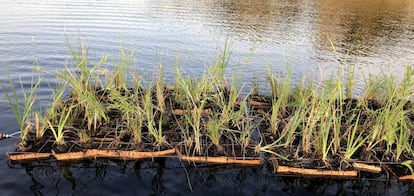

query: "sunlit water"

left=0, top=0, right=414, bottom=194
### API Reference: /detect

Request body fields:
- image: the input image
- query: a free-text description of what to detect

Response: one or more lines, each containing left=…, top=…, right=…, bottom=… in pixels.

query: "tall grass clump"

left=1, top=66, right=41, bottom=147
left=268, top=68, right=291, bottom=136
left=142, top=85, right=166, bottom=146
left=58, top=45, right=108, bottom=132
left=46, top=104, right=75, bottom=146
left=362, top=66, right=414, bottom=161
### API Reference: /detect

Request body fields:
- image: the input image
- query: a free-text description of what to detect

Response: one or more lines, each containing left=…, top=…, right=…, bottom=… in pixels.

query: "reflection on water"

left=317, top=0, right=414, bottom=58
left=0, top=0, right=413, bottom=85
left=205, top=0, right=311, bottom=43
left=13, top=159, right=414, bottom=195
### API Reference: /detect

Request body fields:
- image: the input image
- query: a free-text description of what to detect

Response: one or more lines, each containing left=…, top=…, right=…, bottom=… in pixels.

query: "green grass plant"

left=206, top=114, right=224, bottom=152
left=268, top=68, right=291, bottom=136
left=108, top=86, right=143, bottom=145
left=142, top=85, right=166, bottom=146
left=34, top=112, right=47, bottom=140
left=156, top=64, right=166, bottom=114
left=343, top=113, right=366, bottom=161
left=58, top=47, right=108, bottom=132
left=1, top=66, right=42, bottom=146
left=236, top=96, right=251, bottom=150
left=46, top=104, right=75, bottom=145
left=363, top=68, right=413, bottom=160
left=184, top=99, right=206, bottom=155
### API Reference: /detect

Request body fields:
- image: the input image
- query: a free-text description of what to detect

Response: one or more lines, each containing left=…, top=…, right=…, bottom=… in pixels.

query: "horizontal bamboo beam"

left=8, top=152, right=52, bottom=161
left=352, top=162, right=382, bottom=173
left=249, top=100, right=270, bottom=107
left=276, top=165, right=358, bottom=178
left=171, top=108, right=211, bottom=115
left=53, top=148, right=176, bottom=161
left=399, top=174, right=414, bottom=181
left=272, top=158, right=357, bottom=178
left=53, top=151, right=87, bottom=161
left=176, top=148, right=261, bottom=166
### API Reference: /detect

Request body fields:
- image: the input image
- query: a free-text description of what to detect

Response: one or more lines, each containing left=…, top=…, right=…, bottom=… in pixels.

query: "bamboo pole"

left=92, top=138, right=115, bottom=142
left=272, top=158, right=357, bottom=178
left=399, top=174, right=414, bottom=181
left=352, top=162, right=382, bottom=173
left=176, top=148, right=261, bottom=166
left=171, top=108, right=211, bottom=115
left=53, top=151, right=87, bottom=161
left=53, top=148, right=176, bottom=161
left=86, top=149, right=176, bottom=160
left=276, top=165, right=358, bottom=178
left=257, top=109, right=267, bottom=115
left=8, top=152, right=52, bottom=161
left=249, top=100, right=270, bottom=107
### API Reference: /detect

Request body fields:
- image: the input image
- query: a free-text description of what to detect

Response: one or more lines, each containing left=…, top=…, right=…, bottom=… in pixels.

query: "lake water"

left=0, top=0, right=414, bottom=195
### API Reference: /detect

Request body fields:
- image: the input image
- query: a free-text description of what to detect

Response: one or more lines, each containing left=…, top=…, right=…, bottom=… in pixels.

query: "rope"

left=0, top=131, right=20, bottom=140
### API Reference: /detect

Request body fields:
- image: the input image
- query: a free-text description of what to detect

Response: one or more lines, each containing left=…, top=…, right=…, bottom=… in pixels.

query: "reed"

left=34, top=112, right=47, bottom=140
left=58, top=47, right=108, bottom=132
left=268, top=68, right=291, bottom=135
left=235, top=95, right=248, bottom=148
left=206, top=114, right=224, bottom=152
left=155, top=64, right=166, bottom=114
left=111, top=49, right=133, bottom=90
left=174, top=67, right=210, bottom=154
left=107, top=86, right=142, bottom=145
left=46, top=104, right=75, bottom=145
left=343, top=113, right=366, bottom=161
left=142, top=85, right=166, bottom=146
left=1, top=66, right=41, bottom=145
left=184, top=99, right=206, bottom=155
left=363, top=68, right=413, bottom=159
left=131, top=78, right=144, bottom=145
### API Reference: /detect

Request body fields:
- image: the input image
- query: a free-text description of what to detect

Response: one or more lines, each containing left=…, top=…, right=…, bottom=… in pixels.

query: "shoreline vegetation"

left=3, top=45, right=414, bottom=180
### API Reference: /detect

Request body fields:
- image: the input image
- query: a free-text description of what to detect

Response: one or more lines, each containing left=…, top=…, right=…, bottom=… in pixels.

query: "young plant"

left=280, top=107, right=304, bottom=148
left=259, top=136, right=289, bottom=161
left=58, top=59, right=107, bottom=132
left=393, top=119, right=410, bottom=161
left=237, top=97, right=254, bottom=150
left=155, top=64, right=166, bottom=114
left=301, top=89, right=321, bottom=154
left=108, top=86, right=143, bottom=145
left=46, top=104, right=75, bottom=145
left=1, top=66, right=41, bottom=145
left=34, top=112, right=47, bottom=140
left=268, top=68, right=291, bottom=135
left=78, top=129, right=91, bottom=144
left=142, top=86, right=165, bottom=146
left=130, top=90, right=143, bottom=145
left=184, top=100, right=206, bottom=155
left=317, top=104, right=335, bottom=163
left=206, top=114, right=224, bottom=152
left=111, top=49, right=133, bottom=90
left=343, top=113, right=366, bottom=161
left=401, top=160, right=414, bottom=175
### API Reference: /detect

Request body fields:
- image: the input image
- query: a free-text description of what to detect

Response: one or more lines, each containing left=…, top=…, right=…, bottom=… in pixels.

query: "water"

left=0, top=0, right=413, bottom=194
